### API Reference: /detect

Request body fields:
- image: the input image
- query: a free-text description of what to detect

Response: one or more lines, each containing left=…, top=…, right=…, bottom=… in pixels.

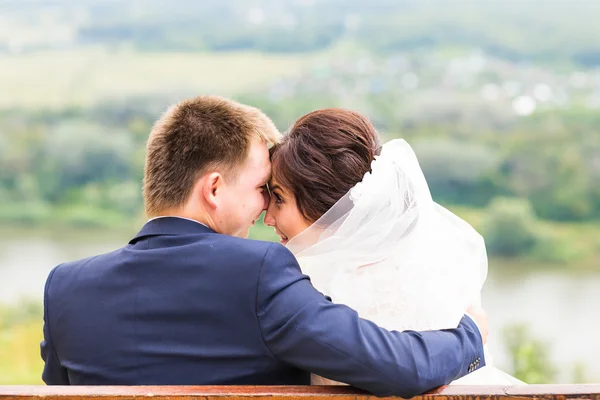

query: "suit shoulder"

left=48, top=247, right=122, bottom=281
left=210, top=235, right=295, bottom=265
left=214, top=235, right=275, bottom=257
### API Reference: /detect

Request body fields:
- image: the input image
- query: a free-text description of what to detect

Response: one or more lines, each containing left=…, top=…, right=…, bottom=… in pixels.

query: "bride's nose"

left=264, top=204, right=275, bottom=227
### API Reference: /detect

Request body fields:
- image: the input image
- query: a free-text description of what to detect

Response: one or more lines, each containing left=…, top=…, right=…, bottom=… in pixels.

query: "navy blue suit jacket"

left=41, top=217, right=484, bottom=397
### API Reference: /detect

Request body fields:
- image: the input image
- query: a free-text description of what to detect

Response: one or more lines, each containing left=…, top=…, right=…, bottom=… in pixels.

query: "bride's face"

left=263, top=177, right=312, bottom=245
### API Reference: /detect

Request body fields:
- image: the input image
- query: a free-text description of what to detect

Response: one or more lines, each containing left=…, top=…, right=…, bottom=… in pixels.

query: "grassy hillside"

left=0, top=49, right=317, bottom=109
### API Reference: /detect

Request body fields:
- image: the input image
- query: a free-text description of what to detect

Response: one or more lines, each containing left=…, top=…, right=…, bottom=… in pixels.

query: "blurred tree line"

left=242, top=91, right=599, bottom=263
left=244, top=94, right=600, bottom=219
left=31, top=0, right=600, bottom=68
left=1, top=95, right=598, bottom=229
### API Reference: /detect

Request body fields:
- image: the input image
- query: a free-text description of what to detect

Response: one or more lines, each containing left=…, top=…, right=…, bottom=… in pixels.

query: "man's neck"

left=148, top=209, right=215, bottom=231
left=147, top=215, right=209, bottom=228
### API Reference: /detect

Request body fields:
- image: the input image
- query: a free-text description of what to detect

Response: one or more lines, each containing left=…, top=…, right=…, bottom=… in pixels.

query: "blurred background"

left=1, top=0, right=599, bottom=385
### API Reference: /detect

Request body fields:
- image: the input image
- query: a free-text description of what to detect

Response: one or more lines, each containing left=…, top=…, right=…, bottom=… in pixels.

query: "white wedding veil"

left=287, top=139, right=488, bottom=332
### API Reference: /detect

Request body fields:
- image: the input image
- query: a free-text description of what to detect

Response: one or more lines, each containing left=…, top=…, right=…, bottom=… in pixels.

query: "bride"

left=264, top=108, right=522, bottom=386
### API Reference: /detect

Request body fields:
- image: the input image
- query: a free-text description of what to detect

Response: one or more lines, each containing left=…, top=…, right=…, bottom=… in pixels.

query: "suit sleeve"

left=41, top=266, right=70, bottom=385
left=256, top=244, right=484, bottom=398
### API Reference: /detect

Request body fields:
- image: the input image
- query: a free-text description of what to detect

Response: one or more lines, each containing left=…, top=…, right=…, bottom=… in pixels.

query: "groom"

left=41, top=96, right=486, bottom=397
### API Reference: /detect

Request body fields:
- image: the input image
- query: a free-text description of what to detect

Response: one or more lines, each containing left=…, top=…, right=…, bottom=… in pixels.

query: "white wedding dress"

left=286, top=139, right=523, bottom=386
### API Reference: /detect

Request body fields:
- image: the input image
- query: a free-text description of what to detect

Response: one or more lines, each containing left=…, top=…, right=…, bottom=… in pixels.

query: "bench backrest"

left=1, top=385, right=600, bottom=400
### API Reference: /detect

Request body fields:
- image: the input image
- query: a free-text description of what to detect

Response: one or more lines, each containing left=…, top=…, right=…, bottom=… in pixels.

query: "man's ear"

left=202, top=172, right=222, bottom=210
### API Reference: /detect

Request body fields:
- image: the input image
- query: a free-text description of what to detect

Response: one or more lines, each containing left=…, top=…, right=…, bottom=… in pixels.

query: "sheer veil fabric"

left=287, top=139, right=522, bottom=385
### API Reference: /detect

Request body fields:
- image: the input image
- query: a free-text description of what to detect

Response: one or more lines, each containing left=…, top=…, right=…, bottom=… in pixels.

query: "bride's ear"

left=201, top=172, right=222, bottom=210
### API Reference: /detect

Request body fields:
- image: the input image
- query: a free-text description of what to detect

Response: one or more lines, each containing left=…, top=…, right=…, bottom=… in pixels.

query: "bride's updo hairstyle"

left=270, top=108, right=381, bottom=223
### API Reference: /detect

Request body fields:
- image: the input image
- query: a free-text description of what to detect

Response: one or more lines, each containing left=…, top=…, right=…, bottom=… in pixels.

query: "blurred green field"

left=0, top=321, right=43, bottom=384
left=0, top=49, right=316, bottom=109
left=0, top=304, right=44, bottom=384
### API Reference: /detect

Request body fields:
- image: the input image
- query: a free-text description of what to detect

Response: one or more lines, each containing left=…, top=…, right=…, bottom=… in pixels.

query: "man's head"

left=143, top=95, right=281, bottom=238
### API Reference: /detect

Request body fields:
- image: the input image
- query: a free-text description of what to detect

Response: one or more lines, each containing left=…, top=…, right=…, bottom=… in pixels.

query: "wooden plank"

left=0, top=385, right=599, bottom=400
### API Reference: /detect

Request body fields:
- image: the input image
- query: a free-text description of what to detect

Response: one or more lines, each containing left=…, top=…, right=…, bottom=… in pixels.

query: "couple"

left=40, top=96, right=512, bottom=397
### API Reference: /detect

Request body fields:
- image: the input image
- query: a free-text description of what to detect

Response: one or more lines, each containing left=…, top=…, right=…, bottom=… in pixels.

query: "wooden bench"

left=1, top=385, right=599, bottom=400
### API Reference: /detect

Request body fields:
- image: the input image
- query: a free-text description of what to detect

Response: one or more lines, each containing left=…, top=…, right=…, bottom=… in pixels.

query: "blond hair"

left=143, top=95, right=281, bottom=216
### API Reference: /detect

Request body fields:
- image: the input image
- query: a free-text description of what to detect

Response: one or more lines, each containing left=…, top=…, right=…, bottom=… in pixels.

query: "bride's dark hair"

left=270, top=108, right=382, bottom=223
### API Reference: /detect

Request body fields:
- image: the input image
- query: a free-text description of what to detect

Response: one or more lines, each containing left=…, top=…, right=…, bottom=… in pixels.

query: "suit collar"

left=130, top=216, right=215, bottom=244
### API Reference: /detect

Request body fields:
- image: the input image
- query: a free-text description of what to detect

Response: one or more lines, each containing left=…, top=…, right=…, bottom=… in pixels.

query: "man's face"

left=218, top=139, right=271, bottom=238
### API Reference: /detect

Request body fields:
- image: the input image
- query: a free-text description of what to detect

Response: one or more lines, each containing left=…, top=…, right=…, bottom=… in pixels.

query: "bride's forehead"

left=267, top=174, right=285, bottom=191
